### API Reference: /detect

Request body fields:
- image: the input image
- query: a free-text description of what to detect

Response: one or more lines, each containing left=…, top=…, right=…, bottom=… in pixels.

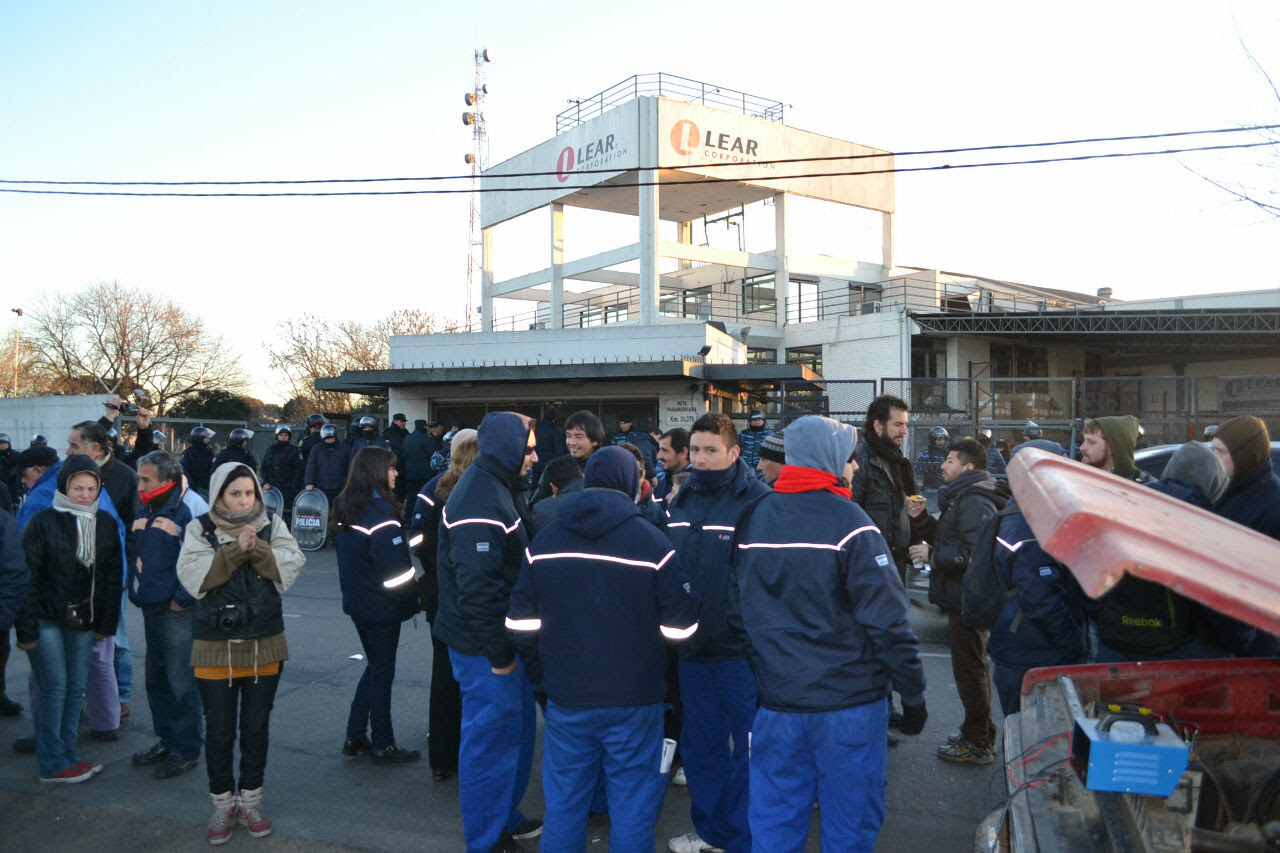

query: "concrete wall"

left=0, top=395, right=105, bottom=455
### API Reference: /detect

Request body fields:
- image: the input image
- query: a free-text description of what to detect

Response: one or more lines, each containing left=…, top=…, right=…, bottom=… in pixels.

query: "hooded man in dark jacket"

left=908, top=438, right=1004, bottom=765
left=1080, top=415, right=1155, bottom=484
left=732, top=416, right=926, bottom=853
left=663, top=413, right=769, bottom=853
left=433, top=412, right=542, bottom=853
left=508, top=446, right=698, bottom=853
left=851, top=395, right=917, bottom=576
left=988, top=440, right=1090, bottom=716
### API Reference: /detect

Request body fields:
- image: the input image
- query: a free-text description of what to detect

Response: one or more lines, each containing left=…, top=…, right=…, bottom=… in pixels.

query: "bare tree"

left=25, top=280, right=247, bottom=413
left=267, top=309, right=456, bottom=413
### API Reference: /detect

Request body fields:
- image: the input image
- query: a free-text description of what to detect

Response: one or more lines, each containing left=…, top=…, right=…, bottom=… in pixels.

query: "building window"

left=786, top=280, right=819, bottom=323
left=742, top=274, right=776, bottom=314
left=747, top=347, right=777, bottom=364
left=785, top=345, right=822, bottom=376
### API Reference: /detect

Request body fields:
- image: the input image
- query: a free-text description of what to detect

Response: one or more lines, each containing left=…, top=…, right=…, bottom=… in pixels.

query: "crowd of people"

left=0, top=394, right=1276, bottom=853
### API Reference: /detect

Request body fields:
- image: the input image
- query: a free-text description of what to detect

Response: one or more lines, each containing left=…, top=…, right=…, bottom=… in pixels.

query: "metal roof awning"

left=316, top=360, right=823, bottom=396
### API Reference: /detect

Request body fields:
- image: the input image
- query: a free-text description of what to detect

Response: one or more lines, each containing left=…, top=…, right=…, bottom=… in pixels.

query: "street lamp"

left=9, top=308, right=21, bottom=396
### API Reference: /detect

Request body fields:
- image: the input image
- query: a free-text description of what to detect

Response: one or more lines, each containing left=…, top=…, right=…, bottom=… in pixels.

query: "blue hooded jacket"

left=665, top=452, right=769, bottom=662
left=433, top=412, right=534, bottom=669
left=129, top=480, right=199, bottom=615
left=731, top=416, right=926, bottom=712
left=507, top=447, right=699, bottom=707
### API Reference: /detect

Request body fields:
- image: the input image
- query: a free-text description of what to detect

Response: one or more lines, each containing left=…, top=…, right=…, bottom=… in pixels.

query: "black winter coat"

left=213, top=446, right=259, bottom=474
left=183, top=444, right=216, bottom=493
left=305, top=441, right=352, bottom=491
left=851, top=438, right=917, bottom=557
left=0, top=510, right=27, bottom=632
left=17, top=508, right=123, bottom=643
left=401, top=428, right=435, bottom=481
left=911, top=470, right=1005, bottom=612
left=260, top=442, right=304, bottom=493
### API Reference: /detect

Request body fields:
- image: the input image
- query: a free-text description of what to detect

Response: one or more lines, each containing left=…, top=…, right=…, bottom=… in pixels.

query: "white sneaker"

left=668, top=831, right=724, bottom=853
left=671, top=765, right=687, bottom=786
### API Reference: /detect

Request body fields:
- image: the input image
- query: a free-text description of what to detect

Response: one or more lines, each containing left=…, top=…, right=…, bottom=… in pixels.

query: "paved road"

left=0, top=547, right=999, bottom=852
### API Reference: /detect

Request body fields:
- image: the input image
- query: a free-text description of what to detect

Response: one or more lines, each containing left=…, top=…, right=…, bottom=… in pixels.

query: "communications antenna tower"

left=462, top=48, right=491, bottom=329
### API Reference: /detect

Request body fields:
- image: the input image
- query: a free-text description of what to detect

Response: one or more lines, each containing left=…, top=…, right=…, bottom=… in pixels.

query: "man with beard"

left=851, top=396, right=916, bottom=579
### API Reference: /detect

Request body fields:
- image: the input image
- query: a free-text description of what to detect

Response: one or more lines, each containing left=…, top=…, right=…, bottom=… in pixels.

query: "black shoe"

left=90, top=729, right=119, bottom=742
left=888, top=732, right=901, bottom=748
left=154, top=754, right=198, bottom=779
left=432, top=766, right=456, bottom=781
left=12, top=736, right=35, bottom=754
left=0, top=695, right=22, bottom=716
left=490, top=833, right=526, bottom=853
left=888, top=710, right=904, bottom=729
left=511, top=818, right=542, bottom=840
left=342, top=736, right=373, bottom=756
left=131, top=742, right=170, bottom=766
left=371, top=745, right=421, bottom=764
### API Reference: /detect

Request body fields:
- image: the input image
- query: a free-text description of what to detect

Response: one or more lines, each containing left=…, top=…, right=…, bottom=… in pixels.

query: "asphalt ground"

left=0, top=547, right=1001, bottom=852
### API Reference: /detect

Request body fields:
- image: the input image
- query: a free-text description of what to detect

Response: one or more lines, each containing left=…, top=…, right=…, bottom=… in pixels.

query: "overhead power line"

left=0, top=123, right=1275, bottom=189
left=0, top=140, right=1275, bottom=198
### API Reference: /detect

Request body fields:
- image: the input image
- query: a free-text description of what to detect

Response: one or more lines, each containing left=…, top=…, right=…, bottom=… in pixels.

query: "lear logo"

left=670, top=120, right=699, bottom=156
left=556, top=146, right=575, bottom=183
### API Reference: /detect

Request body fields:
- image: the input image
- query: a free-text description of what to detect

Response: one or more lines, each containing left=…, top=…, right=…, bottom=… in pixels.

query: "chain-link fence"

left=1082, top=376, right=1197, bottom=447
left=775, top=379, right=877, bottom=427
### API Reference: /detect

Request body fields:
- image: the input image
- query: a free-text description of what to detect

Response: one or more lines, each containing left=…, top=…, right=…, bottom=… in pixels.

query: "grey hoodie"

left=784, top=416, right=857, bottom=479
left=1161, top=441, right=1229, bottom=505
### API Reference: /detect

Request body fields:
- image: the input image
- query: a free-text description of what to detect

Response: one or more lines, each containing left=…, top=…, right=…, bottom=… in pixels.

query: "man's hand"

left=168, top=599, right=186, bottom=611
left=908, top=543, right=931, bottom=565
left=16, top=641, right=36, bottom=651
left=131, top=518, right=148, bottom=533
left=906, top=495, right=928, bottom=518
left=94, top=633, right=110, bottom=642
left=136, top=406, right=151, bottom=429
left=899, top=701, right=928, bottom=735
left=102, top=396, right=126, bottom=422
left=151, top=517, right=179, bottom=537
left=135, top=556, right=143, bottom=574
left=491, top=661, right=517, bottom=676
left=305, top=484, right=315, bottom=491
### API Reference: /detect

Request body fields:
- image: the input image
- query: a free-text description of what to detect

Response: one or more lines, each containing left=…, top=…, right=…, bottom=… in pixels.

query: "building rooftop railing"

left=555, top=73, right=786, bottom=133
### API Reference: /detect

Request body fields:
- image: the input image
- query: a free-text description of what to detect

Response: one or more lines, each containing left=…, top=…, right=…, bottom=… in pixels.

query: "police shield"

left=291, top=490, right=329, bottom=551
left=262, top=485, right=285, bottom=518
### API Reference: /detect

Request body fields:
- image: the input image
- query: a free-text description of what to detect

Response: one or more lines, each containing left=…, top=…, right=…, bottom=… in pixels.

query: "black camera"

left=216, top=602, right=248, bottom=631
left=105, top=401, right=138, bottom=415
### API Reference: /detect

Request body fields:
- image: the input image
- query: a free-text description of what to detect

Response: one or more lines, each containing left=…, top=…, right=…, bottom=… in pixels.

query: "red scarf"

left=773, top=465, right=852, bottom=499
left=139, top=480, right=178, bottom=510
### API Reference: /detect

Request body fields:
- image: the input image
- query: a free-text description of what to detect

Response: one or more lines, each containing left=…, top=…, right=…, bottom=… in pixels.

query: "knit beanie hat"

left=1214, top=415, right=1270, bottom=479
left=759, top=430, right=786, bottom=464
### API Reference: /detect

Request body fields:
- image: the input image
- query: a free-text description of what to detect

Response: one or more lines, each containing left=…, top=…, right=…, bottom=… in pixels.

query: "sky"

left=2, top=1, right=1279, bottom=403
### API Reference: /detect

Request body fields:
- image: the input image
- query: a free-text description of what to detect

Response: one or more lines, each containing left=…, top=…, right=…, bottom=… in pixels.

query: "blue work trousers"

left=542, top=702, right=666, bottom=853
left=27, top=619, right=95, bottom=778
left=346, top=620, right=402, bottom=750
left=749, top=702, right=889, bottom=853
left=678, top=657, right=756, bottom=853
left=450, top=649, right=536, bottom=853
left=143, top=608, right=204, bottom=759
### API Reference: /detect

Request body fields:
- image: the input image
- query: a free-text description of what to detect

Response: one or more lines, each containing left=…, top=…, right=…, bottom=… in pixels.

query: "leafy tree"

left=166, top=388, right=252, bottom=422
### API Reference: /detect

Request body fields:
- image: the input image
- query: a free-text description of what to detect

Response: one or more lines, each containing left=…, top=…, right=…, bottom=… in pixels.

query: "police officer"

left=260, top=426, right=304, bottom=520
left=299, top=414, right=327, bottom=465
left=350, top=416, right=390, bottom=456
left=182, top=427, right=216, bottom=496
left=213, top=428, right=257, bottom=471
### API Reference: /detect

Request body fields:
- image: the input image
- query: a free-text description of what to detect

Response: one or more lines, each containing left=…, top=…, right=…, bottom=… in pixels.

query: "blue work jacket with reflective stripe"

left=335, top=493, right=418, bottom=625
left=507, top=488, right=699, bottom=708
left=732, top=489, right=926, bottom=712
left=664, top=458, right=769, bottom=662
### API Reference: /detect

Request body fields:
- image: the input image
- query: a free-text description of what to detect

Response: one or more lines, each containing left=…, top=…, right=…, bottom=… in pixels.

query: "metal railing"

left=556, top=73, right=786, bottom=133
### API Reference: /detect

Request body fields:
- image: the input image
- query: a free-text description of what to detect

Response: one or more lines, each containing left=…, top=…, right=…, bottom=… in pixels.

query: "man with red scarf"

left=731, top=415, right=926, bottom=853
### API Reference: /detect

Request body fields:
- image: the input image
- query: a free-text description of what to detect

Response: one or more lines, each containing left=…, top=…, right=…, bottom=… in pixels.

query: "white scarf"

left=52, top=491, right=98, bottom=566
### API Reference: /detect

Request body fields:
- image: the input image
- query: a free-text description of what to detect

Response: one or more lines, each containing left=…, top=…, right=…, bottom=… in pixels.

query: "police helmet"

left=357, top=415, right=378, bottom=433
left=979, top=428, right=993, bottom=440
left=928, top=426, right=950, bottom=445
left=274, top=424, right=292, bottom=438
left=108, top=427, right=120, bottom=442
left=1024, top=420, right=1042, bottom=440
left=31, top=434, right=48, bottom=446
left=306, top=414, right=327, bottom=429
left=320, top=424, right=338, bottom=439
left=1202, top=424, right=1220, bottom=442
left=229, top=428, right=253, bottom=446
left=189, top=427, right=215, bottom=442
left=152, top=429, right=167, bottom=446
left=0, top=433, right=10, bottom=445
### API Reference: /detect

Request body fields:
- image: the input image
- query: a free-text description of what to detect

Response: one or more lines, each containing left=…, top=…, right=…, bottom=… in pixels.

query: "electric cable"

left=0, top=139, right=1273, bottom=198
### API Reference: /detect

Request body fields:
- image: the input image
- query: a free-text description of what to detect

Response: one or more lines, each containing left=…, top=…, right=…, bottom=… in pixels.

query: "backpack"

left=959, top=502, right=1020, bottom=631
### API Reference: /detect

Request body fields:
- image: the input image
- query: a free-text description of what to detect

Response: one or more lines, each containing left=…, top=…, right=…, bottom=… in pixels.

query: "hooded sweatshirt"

left=732, top=415, right=926, bottom=712
left=1093, top=415, right=1146, bottom=481
left=506, top=446, right=698, bottom=707
left=433, top=412, right=536, bottom=668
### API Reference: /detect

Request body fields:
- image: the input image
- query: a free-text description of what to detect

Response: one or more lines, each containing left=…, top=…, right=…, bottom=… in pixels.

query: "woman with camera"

left=334, top=445, right=421, bottom=765
left=16, top=455, right=123, bottom=783
left=177, top=462, right=304, bottom=845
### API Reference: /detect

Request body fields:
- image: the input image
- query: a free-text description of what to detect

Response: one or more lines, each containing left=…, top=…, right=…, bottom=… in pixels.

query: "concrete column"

left=638, top=174, right=660, bottom=324
left=481, top=226, right=494, bottom=332
left=882, top=211, right=895, bottom=275
left=774, top=191, right=789, bottom=363
left=677, top=220, right=693, bottom=271
left=550, top=203, right=565, bottom=330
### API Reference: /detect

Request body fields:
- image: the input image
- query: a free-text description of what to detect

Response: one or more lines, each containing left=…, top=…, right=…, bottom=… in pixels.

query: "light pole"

left=9, top=308, right=21, bottom=396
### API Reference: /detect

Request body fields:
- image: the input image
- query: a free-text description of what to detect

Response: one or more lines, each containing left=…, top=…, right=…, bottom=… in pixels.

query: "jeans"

left=749, top=702, right=889, bottom=853
left=346, top=620, right=402, bottom=749
left=27, top=620, right=95, bottom=778
left=144, top=608, right=204, bottom=758
left=542, top=702, right=667, bottom=853
left=197, top=669, right=281, bottom=794
left=114, top=596, right=133, bottom=703
left=679, top=658, right=756, bottom=853
left=450, top=649, right=536, bottom=853
left=428, top=633, right=461, bottom=771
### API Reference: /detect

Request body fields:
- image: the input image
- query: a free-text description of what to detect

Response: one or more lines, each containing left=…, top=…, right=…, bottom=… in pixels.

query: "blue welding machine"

left=1070, top=713, right=1189, bottom=797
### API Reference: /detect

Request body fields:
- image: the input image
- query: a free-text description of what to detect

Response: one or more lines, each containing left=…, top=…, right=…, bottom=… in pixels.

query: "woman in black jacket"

left=334, top=446, right=420, bottom=764
left=16, top=455, right=123, bottom=784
